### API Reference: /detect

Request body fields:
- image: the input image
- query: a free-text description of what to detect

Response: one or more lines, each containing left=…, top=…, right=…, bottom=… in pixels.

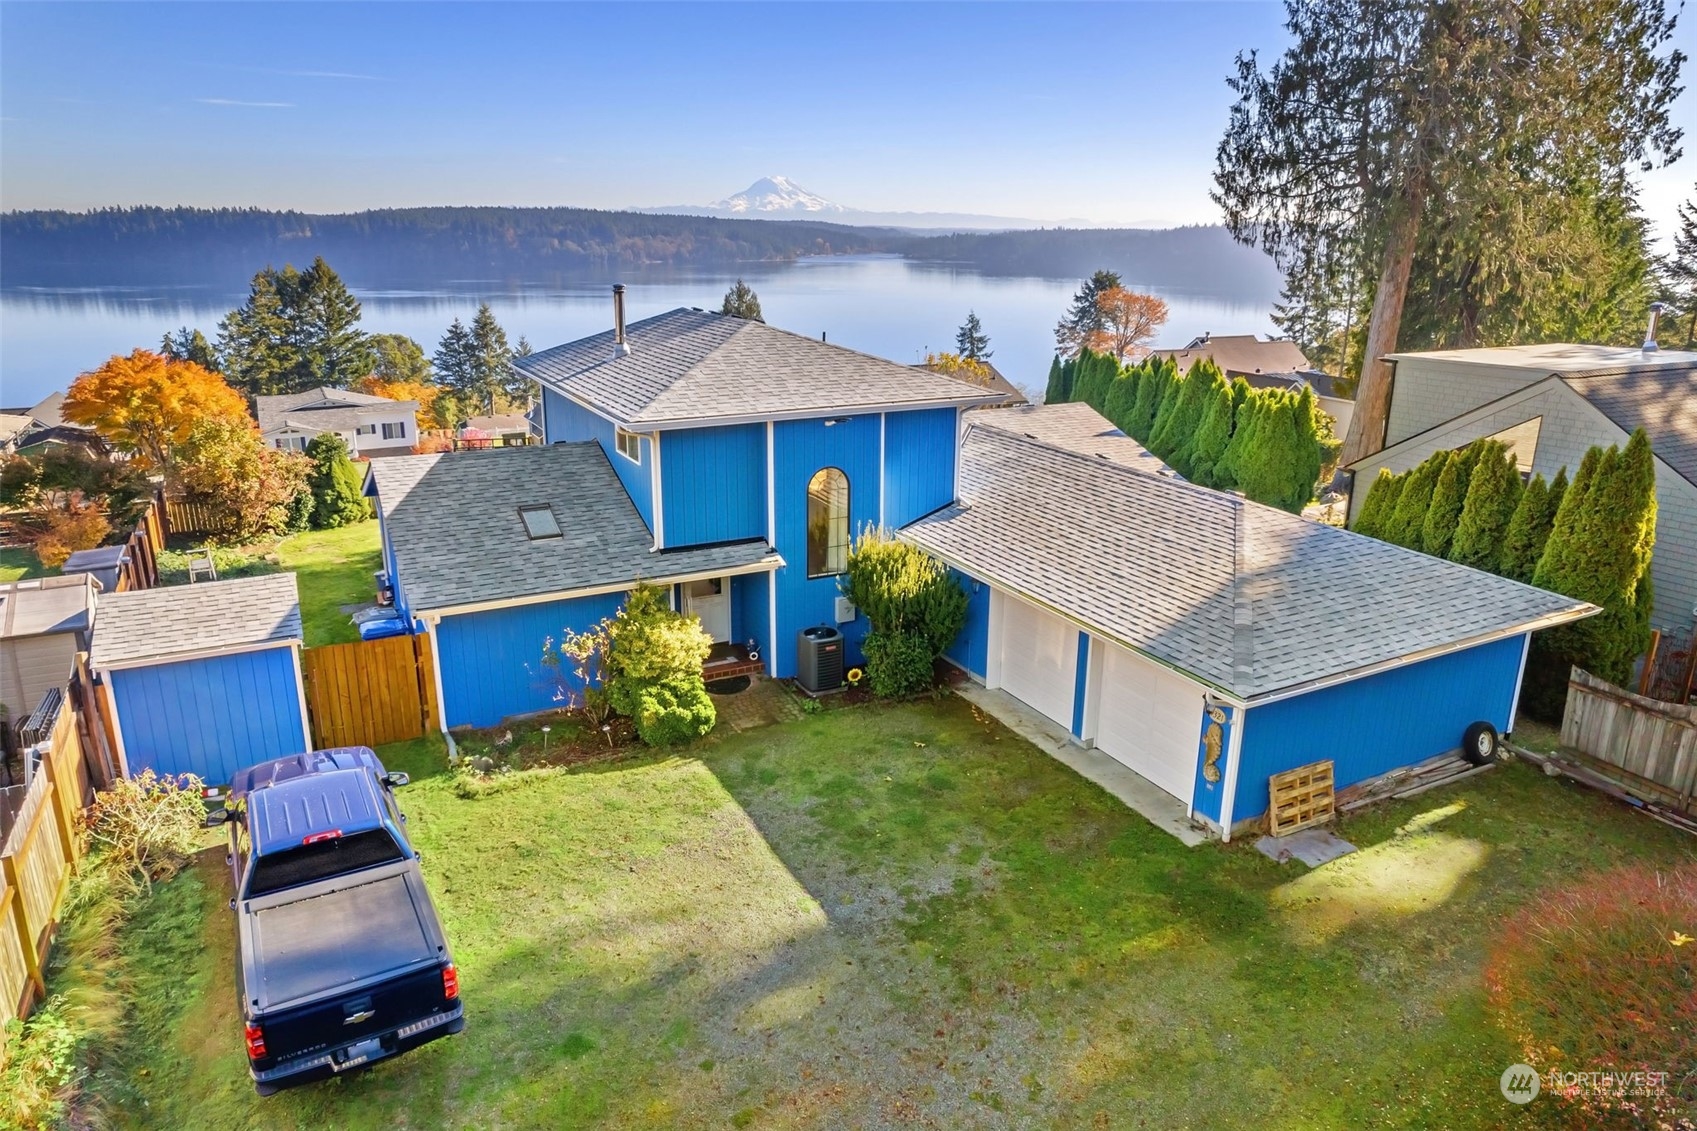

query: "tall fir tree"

left=296, top=257, right=375, bottom=390
left=1054, top=269, right=1122, bottom=357
left=1042, top=357, right=1067, bottom=404
left=1351, top=468, right=1404, bottom=540
left=955, top=311, right=992, bottom=361
left=1381, top=451, right=1448, bottom=549
left=719, top=279, right=764, bottom=321
left=161, top=327, right=220, bottom=372
left=1184, top=373, right=1236, bottom=487
left=468, top=302, right=513, bottom=414
left=433, top=318, right=477, bottom=426
left=1448, top=441, right=1523, bottom=571
left=217, top=258, right=372, bottom=396
left=1421, top=444, right=1481, bottom=558
left=217, top=267, right=294, bottom=397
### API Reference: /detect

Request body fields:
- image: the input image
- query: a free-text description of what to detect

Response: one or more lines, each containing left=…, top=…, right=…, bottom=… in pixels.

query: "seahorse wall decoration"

left=1202, top=705, right=1228, bottom=784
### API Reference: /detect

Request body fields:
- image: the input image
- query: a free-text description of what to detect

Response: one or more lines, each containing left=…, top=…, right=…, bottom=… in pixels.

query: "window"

left=1481, top=417, right=1542, bottom=475
left=806, top=467, right=850, bottom=578
left=519, top=504, right=561, bottom=540
left=614, top=427, right=642, bottom=463
left=244, top=828, right=405, bottom=898
left=356, top=423, right=378, bottom=436
left=381, top=421, right=406, bottom=440
left=274, top=435, right=307, bottom=452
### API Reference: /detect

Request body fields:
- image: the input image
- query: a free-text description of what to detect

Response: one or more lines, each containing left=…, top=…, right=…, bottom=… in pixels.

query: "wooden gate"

left=300, top=635, right=437, bottom=750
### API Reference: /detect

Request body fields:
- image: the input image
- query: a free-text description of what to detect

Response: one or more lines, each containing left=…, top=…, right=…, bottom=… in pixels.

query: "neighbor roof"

left=1384, top=342, right=1697, bottom=377
left=517, top=307, right=1005, bottom=429
left=969, top=403, right=1177, bottom=477
left=913, top=361, right=1029, bottom=407
left=255, top=387, right=410, bottom=434
left=0, top=575, right=96, bottom=639
left=903, top=424, right=1595, bottom=702
left=1242, top=370, right=1353, bottom=401
left=1152, top=334, right=1312, bottom=378
left=1562, top=366, right=1697, bottom=489
left=91, top=573, right=303, bottom=670
left=368, top=444, right=782, bottom=613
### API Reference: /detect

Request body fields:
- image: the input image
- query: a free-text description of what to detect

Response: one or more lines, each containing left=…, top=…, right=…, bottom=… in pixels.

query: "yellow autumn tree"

left=922, top=352, right=993, bottom=386
left=62, top=349, right=250, bottom=471
left=354, top=376, right=441, bottom=432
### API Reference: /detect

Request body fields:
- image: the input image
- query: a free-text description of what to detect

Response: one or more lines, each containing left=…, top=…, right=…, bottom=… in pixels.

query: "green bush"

left=861, top=630, right=936, bottom=698
left=1350, top=468, right=1404, bottom=540
left=604, top=583, right=715, bottom=745
left=1420, top=445, right=1479, bottom=557
left=630, top=679, right=716, bottom=746
left=841, top=527, right=967, bottom=696
left=1498, top=468, right=1565, bottom=583
left=306, top=433, right=370, bottom=529
left=1181, top=372, right=1235, bottom=486
left=1448, top=441, right=1522, bottom=571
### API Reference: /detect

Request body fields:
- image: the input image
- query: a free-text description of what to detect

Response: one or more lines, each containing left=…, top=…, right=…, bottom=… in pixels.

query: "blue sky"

left=1, top=2, right=1692, bottom=234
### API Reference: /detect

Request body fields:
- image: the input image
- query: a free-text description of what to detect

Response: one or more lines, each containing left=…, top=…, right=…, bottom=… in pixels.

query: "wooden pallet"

left=1268, top=760, right=1335, bottom=836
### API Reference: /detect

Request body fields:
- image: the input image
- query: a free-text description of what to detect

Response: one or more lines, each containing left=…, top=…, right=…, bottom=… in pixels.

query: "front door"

left=685, top=577, right=731, bottom=643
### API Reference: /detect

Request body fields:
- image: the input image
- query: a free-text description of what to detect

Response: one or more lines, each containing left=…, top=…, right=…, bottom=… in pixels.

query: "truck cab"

left=208, top=747, right=463, bottom=1095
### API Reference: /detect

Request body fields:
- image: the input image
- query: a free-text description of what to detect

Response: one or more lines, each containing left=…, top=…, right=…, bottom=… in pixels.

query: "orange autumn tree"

left=1086, top=287, right=1169, bottom=361
left=63, top=349, right=250, bottom=471
left=354, top=376, right=440, bottom=432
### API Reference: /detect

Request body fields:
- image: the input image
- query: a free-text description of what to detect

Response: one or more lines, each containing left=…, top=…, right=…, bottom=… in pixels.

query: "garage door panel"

left=996, top=592, right=1076, bottom=729
left=1095, top=643, right=1200, bottom=806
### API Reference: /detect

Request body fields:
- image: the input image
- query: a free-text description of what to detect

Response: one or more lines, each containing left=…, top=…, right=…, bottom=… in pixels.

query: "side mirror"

left=382, top=772, right=410, bottom=788
left=203, top=809, right=229, bottom=828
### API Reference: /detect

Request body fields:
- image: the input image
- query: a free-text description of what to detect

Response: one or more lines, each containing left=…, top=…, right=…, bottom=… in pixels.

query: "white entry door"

left=1094, top=641, right=1202, bottom=806
left=685, top=577, right=731, bottom=642
left=994, top=591, right=1078, bottom=729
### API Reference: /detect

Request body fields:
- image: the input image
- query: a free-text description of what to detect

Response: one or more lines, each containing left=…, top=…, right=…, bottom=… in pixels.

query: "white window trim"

left=382, top=421, right=407, bottom=441
left=356, top=423, right=378, bottom=436
left=614, top=426, right=643, bottom=464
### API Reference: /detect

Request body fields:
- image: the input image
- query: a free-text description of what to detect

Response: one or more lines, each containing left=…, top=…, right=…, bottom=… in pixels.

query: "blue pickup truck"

left=205, top=747, right=464, bottom=1095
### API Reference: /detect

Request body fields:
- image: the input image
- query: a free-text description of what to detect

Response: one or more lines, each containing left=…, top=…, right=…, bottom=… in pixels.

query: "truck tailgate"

left=252, top=871, right=435, bottom=1010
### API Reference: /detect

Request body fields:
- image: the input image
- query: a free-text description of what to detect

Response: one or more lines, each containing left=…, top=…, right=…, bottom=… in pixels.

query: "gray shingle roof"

left=255, top=387, right=407, bottom=433
left=902, top=423, right=1595, bottom=701
left=369, top=444, right=782, bottom=613
left=1562, top=366, right=1697, bottom=489
left=969, top=403, right=1177, bottom=476
left=516, top=308, right=1005, bottom=428
left=91, top=574, right=302, bottom=669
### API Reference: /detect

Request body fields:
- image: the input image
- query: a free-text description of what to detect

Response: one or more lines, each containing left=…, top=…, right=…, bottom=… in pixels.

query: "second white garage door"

left=995, top=591, right=1078, bottom=730
left=1094, top=641, right=1203, bottom=806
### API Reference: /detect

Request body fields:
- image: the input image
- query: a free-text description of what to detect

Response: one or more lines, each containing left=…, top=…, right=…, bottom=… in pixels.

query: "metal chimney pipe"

left=1643, top=301, right=1667, bottom=353
left=613, top=284, right=631, bottom=357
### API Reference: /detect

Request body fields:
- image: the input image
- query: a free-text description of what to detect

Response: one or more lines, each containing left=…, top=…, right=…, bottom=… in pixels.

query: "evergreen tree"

left=1103, top=365, right=1144, bottom=434
left=306, top=433, right=370, bottom=529
left=1214, top=388, right=1266, bottom=490
left=1054, top=269, right=1122, bottom=357
left=955, top=311, right=992, bottom=361
left=1449, top=441, right=1523, bottom=571
left=467, top=302, right=514, bottom=414
left=1146, top=365, right=1186, bottom=455
left=296, top=257, right=375, bottom=389
left=217, top=267, right=294, bottom=397
left=1499, top=471, right=1553, bottom=582
left=217, top=258, right=372, bottom=396
left=1381, top=452, right=1448, bottom=549
left=1042, top=357, right=1067, bottom=404
left=1127, top=359, right=1170, bottom=442
left=161, top=327, right=220, bottom=372
left=433, top=318, right=477, bottom=426
left=1156, top=361, right=1218, bottom=475
left=1421, top=444, right=1481, bottom=558
left=1235, top=393, right=1312, bottom=512
left=720, top=279, right=763, bottom=321
left=1533, top=448, right=1601, bottom=590
left=1184, top=373, right=1235, bottom=487
left=1351, top=468, right=1404, bottom=540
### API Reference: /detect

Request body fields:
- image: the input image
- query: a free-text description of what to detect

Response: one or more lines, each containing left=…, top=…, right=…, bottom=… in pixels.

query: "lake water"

left=0, top=255, right=1278, bottom=407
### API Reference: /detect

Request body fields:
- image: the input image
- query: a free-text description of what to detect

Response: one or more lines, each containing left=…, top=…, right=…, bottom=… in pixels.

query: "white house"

left=1151, top=333, right=1355, bottom=437
left=256, top=387, right=420, bottom=458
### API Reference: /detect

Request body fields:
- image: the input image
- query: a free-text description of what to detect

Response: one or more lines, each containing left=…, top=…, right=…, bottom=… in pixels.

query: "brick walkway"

left=709, top=676, right=805, bottom=732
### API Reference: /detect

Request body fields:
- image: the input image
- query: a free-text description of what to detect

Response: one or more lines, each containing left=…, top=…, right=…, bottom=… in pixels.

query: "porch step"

left=704, top=660, right=765, bottom=681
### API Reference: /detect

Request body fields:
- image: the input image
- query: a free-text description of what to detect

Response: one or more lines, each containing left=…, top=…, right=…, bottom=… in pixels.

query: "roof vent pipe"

left=613, top=284, right=631, bottom=358
left=1643, top=301, right=1667, bottom=353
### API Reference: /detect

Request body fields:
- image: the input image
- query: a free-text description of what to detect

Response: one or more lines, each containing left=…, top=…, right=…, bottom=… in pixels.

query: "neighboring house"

left=460, top=413, right=539, bottom=445
left=913, top=361, right=1029, bottom=408
left=256, top=387, right=420, bottom=457
left=89, top=574, right=310, bottom=783
left=903, top=406, right=1595, bottom=839
left=0, top=415, right=34, bottom=455
left=0, top=574, right=97, bottom=730
left=1152, top=334, right=1355, bottom=437
left=362, top=293, right=1597, bottom=842
left=0, top=392, right=104, bottom=457
left=1345, top=344, right=1697, bottom=634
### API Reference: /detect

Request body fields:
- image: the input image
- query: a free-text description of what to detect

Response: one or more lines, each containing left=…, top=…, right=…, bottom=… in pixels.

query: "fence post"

left=43, top=725, right=78, bottom=867
left=1, top=855, right=45, bottom=1002
left=1639, top=631, right=1661, bottom=696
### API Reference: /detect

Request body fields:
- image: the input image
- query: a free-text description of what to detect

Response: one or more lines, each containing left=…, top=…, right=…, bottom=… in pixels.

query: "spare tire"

left=1461, top=720, right=1499, bottom=766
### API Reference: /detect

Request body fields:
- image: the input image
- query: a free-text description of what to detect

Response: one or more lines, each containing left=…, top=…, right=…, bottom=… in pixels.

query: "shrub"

left=841, top=526, right=967, bottom=695
left=603, top=583, right=715, bottom=745
left=861, top=631, right=935, bottom=698
left=83, top=769, right=207, bottom=894
left=306, top=433, right=371, bottom=529
left=1485, top=862, right=1696, bottom=1125
left=1380, top=450, right=1447, bottom=549
left=1449, top=440, right=1522, bottom=571
left=1420, top=444, right=1480, bottom=557
left=540, top=621, right=614, bottom=728
left=630, top=679, right=716, bottom=746
left=1499, top=468, right=1565, bottom=583
left=173, top=417, right=309, bottom=545
left=1350, top=468, right=1404, bottom=540
left=30, top=491, right=111, bottom=568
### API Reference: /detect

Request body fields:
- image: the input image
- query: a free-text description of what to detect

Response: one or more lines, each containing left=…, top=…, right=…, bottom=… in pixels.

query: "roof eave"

left=629, top=395, right=1005, bottom=432
left=94, top=634, right=302, bottom=673
left=411, top=551, right=785, bottom=620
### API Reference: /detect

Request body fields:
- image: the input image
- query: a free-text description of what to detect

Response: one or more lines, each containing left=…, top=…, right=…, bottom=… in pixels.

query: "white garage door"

left=1095, top=642, right=1203, bottom=806
left=996, top=591, right=1077, bottom=729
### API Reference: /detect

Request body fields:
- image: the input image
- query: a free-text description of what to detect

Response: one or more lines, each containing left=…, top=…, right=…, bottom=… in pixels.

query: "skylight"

left=518, top=505, right=561, bottom=540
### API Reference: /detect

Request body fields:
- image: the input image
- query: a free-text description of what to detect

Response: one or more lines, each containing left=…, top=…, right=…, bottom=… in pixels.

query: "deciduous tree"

left=62, top=349, right=250, bottom=472
left=1085, top=286, right=1169, bottom=362
left=172, top=417, right=310, bottom=545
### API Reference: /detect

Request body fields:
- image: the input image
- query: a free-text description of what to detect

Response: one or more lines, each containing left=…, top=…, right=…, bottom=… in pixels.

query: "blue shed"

left=89, top=573, right=311, bottom=786
left=905, top=406, right=1598, bottom=841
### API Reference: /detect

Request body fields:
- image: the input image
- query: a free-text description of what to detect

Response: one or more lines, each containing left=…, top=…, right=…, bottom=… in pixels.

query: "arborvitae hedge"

left=1151, top=359, right=1219, bottom=470
left=1449, top=441, right=1523, bottom=572
left=1382, top=452, right=1448, bottom=549
left=1103, top=365, right=1141, bottom=432
left=1127, top=359, right=1170, bottom=442
left=1043, top=356, right=1067, bottom=404
left=1351, top=468, right=1405, bottom=540
left=1181, top=371, right=1234, bottom=487
left=1421, top=444, right=1480, bottom=558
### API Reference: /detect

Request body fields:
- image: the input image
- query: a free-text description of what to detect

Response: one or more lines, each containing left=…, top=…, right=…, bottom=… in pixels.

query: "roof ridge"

left=966, top=421, right=1237, bottom=511
left=1230, top=497, right=1254, bottom=689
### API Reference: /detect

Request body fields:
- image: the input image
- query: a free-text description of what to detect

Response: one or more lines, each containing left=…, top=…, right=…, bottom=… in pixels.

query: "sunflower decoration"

left=845, top=667, right=864, bottom=687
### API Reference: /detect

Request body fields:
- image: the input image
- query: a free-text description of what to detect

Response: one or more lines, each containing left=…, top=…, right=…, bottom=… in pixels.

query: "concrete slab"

left=1254, top=827, right=1357, bottom=867
left=952, top=683, right=1211, bottom=847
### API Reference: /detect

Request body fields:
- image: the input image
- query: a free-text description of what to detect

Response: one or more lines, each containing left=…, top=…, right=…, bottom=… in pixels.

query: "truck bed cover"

left=251, top=869, right=436, bottom=1011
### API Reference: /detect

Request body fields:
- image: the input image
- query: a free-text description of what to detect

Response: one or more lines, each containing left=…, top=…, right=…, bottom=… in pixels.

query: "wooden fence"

left=1562, top=667, right=1697, bottom=817
left=300, top=634, right=437, bottom=750
left=0, top=700, right=88, bottom=1051
left=114, top=492, right=165, bottom=592
left=162, top=498, right=221, bottom=538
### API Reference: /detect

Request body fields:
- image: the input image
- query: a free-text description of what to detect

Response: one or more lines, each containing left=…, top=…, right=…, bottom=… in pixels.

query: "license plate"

left=334, top=1037, right=384, bottom=1070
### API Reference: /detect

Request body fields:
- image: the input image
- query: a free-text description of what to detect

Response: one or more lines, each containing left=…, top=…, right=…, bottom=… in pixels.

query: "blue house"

left=367, top=294, right=1002, bottom=730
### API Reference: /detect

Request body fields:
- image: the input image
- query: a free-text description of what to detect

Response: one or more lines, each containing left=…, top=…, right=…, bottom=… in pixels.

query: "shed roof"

left=368, top=444, right=781, bottom=613
left=0, top=575, right=96, bottom=639
left=902, top=418, right=1595, bottom=702
left=91, top=573, right=303, bottom=669
left=516, top=307, right=1004, bottom=429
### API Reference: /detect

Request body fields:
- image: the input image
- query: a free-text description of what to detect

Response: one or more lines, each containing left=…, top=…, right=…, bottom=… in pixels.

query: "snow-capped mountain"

left=709, top=176, right=845, bottom=215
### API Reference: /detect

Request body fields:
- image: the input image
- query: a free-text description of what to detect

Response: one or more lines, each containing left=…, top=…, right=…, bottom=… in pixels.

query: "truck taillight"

left=244, top=1021, right=267, bottom=1059
left=442, top=963, right=459, bottom=1000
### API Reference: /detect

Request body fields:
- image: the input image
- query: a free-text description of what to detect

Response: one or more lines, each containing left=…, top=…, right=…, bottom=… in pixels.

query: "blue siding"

left=944, top=569, right=990, bottom=679
left=111, top=647, right=306, bottom=784
left=882, top=408, right=958, bottom=527
left=1190, top=705, right=1235, bottom=825
left=732, top=571, right=770, bottom=661
left=1070, top=632, right=1090, bottom=738
left=1233, top=635, right=1527, bottom=822
left=659, top=424, right=765, bottom=546
left=437, top=591, right=628, bottom=728
left=541, top=388, right=653, bottom=532
left=770, top=414, right=882, bottom=678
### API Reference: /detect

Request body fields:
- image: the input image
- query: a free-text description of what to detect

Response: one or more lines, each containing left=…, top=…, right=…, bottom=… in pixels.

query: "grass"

left=0, top=545, right=52, bottom=582
left=37, top=697, right=1697, bottom=1129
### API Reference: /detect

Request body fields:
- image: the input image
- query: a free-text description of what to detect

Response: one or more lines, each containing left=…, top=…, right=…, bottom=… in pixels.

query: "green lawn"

left=50, top=698, right=1696, bottom=1129
left=0, top=545, right=51, bottom=582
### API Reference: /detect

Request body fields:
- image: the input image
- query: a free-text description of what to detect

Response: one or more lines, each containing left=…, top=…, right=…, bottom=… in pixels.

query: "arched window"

left=806, top=467, right=850, bottom=578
